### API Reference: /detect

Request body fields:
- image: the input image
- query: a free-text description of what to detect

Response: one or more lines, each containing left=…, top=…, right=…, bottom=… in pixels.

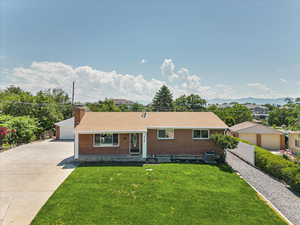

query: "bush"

left=255, top=146, right=300, bottom=192
left=0, top=115, right=39, bottom=145
left=210, top=134, right=239, bottom=150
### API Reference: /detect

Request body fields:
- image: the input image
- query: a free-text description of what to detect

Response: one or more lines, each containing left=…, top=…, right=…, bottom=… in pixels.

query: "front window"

left=193, top=129, right=209, bottom=139
left=157, top=129, right=174, bottom=139
left=94, top=133, right=119, bottom=147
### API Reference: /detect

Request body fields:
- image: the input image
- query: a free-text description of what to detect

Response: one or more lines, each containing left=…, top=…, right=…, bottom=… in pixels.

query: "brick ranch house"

left=74, top=107, right=228, bottom=162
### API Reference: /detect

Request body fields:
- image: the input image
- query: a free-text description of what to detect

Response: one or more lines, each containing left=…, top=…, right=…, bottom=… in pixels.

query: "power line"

left=0, top=100, right=72, bottom=106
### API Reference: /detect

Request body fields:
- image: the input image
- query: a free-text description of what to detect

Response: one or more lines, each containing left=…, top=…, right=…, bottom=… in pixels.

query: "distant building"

left=218, top=103, right=235, bottom=108
left=111, top=99, right=135, bottom=106
left=244, top=104, right=269, bottom=120
left=288, top=131, right=300, bottom=154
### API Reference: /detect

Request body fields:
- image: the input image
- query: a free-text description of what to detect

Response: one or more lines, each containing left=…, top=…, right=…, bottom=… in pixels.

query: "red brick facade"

left=78, top=129, right=224, bottom=156
left=79, top=133, right=131, bottom=155
left=55, top=125, right=60, bottom=140
left=147, top=129, right=223, bottom=155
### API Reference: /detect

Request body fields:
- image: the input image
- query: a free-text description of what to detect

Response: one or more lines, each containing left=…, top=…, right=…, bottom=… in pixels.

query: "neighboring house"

left=229, top=121, right=285, bottom=150
left=111, top=99, right=135, bottom=106
left=245, top=104, right=269, bottom=120
left=55, top=117, right=74, bottom=140
left=288, top=131, right=300, bottom=154
left=74, top=107, right=228, bottom=161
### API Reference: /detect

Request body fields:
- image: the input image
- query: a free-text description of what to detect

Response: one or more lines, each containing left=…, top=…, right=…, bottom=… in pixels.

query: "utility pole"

left=72, top=81, right=75, bottom=106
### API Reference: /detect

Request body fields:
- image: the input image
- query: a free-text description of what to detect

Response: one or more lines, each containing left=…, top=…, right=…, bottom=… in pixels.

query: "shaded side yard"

left=31, top=164, right=286, bottom=225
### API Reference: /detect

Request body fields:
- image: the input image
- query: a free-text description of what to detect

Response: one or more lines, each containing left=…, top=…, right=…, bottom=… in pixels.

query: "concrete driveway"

left=0, top=139, right=75, bottom=225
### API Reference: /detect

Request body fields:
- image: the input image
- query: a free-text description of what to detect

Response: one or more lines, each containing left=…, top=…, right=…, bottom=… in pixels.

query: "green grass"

left=31, top=164, right=287, bottom=225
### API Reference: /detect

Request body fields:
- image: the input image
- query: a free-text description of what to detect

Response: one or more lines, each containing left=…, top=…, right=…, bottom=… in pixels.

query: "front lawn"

left=31, top=164, right=286, bottom=225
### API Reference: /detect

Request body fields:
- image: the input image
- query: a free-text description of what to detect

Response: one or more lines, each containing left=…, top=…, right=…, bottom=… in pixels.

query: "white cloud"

left=5, top=61, right=164, bottom=103
left=160, top=59, right=212, bottom=97
left=245, top=82, right=282, bottom=98
left=140, top=59, right=147, bottom=64
left=1, top=59, right=288, bottom=103
left=279, top=78, right=287, bottom=83
left=0, top=59, right=217, bottom=103
left=247, top=82, right=271, bottom=92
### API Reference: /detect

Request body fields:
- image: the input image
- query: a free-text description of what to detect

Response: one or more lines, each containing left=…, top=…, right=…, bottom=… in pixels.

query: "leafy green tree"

left=284, top=97, right=293, bottom=104
left=268, top=104, right=300, bottom=128
left=227, top=104, right=253, bottom=124
left=152, top=85, right=173, bottom=111
left=207, top=104, right=252, bottom=126
left=0, top=87, right=72, bottom=132
left=174, top=94, right=206, bottom=111
left=263, top=104, right=276, bottom=111
left=86, top=99, right=121, bottom=112
left=130, top=103, right=145, bottom=112
left=210, top=134, right=239, bottom=150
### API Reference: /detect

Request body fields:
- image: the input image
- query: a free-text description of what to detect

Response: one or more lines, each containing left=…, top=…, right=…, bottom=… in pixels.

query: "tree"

left=152, top=85, right=173, bottom=111
left=130, top=103, right=145, bottom=112
left=227, top=104, right=253, bottom=124
left=210, top=134, right=239, bottom=150
left=284, top=97, right=293, bottom=104
left=174, top=94, right=206, bottom=111
left=207, top=104, right=252, bottom=126
left=86, top=99, right=121, bottom=112
left=268, top=104, right=300, bottom=128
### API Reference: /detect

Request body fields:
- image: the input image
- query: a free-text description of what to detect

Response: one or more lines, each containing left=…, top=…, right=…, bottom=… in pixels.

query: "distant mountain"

left=207, top=97, right=290, bottom=105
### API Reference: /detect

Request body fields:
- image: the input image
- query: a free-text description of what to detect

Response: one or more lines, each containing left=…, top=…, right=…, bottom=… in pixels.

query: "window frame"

left=192, top=129, right=210, bottom=140
left=93, top=133, right=120, bottom=147
left=157, top=128, right=175, bottom=140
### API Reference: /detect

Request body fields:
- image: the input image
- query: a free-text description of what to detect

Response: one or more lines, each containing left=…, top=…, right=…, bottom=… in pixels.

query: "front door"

left=130, top=133, right=141, bottom=155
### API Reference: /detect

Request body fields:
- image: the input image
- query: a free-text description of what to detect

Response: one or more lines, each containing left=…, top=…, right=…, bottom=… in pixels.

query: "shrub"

left=210, top=134, right=239, bottom=150
left=0, top=115, right=39, bottom=145
left=255, top=146, right=300, bottom=192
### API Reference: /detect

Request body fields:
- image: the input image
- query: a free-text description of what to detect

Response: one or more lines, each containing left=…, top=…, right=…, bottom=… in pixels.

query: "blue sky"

left=1, top=0, right=300, bottom=103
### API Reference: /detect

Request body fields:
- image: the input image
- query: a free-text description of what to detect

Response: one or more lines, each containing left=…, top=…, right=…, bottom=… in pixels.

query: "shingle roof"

left=229, top=121, right=257, bottom=132
left=230, top=121, right=282, bottom=134
left=75, top=112, right=228, bottom=132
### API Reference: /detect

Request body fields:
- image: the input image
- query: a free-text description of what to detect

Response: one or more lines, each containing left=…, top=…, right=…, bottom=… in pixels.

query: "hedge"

left=255, top=146, right=300, bottom=192
left=233, top=136, right=300, bottom=192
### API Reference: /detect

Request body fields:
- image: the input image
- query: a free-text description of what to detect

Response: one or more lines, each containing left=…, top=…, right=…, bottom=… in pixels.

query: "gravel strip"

left=226, top=151, right=300, bottom=225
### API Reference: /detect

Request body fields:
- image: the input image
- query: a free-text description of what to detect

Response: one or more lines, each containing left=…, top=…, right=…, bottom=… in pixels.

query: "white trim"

left=93, top=133, right=120, bottom=148
left=192, top=129, right=210, bottom=140
left=142, top=132, right=147, bottom=158
left=148, top=126, right=227, bottom=129
left=77, top=130, right=146, bottom=134
left=157, top=128, right=175, bottom=140
left=74, top=132, right=79, bottom=159
left=76, top=127, right=227, bottom=134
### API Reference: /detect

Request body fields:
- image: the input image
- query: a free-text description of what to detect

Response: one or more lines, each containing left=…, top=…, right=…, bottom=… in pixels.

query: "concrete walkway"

left=227, top=151, right=300, bottom=225
left=0, top=140, right=75, bottom=225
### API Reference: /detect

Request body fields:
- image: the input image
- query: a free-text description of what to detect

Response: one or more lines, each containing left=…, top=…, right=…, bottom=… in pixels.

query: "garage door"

left=60, top=126, right=74, bottom=140
left=261, top=134, right=280, bottom=150
left=239, top=134, right=257, bottom=145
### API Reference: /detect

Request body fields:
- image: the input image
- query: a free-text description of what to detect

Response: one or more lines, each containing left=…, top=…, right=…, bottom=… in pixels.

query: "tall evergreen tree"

left=152, top=85, right=173, bottom=111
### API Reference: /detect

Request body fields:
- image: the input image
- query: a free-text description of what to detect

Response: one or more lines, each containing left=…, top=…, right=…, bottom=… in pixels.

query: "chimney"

left=74, top=107, right=86, bottom=127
